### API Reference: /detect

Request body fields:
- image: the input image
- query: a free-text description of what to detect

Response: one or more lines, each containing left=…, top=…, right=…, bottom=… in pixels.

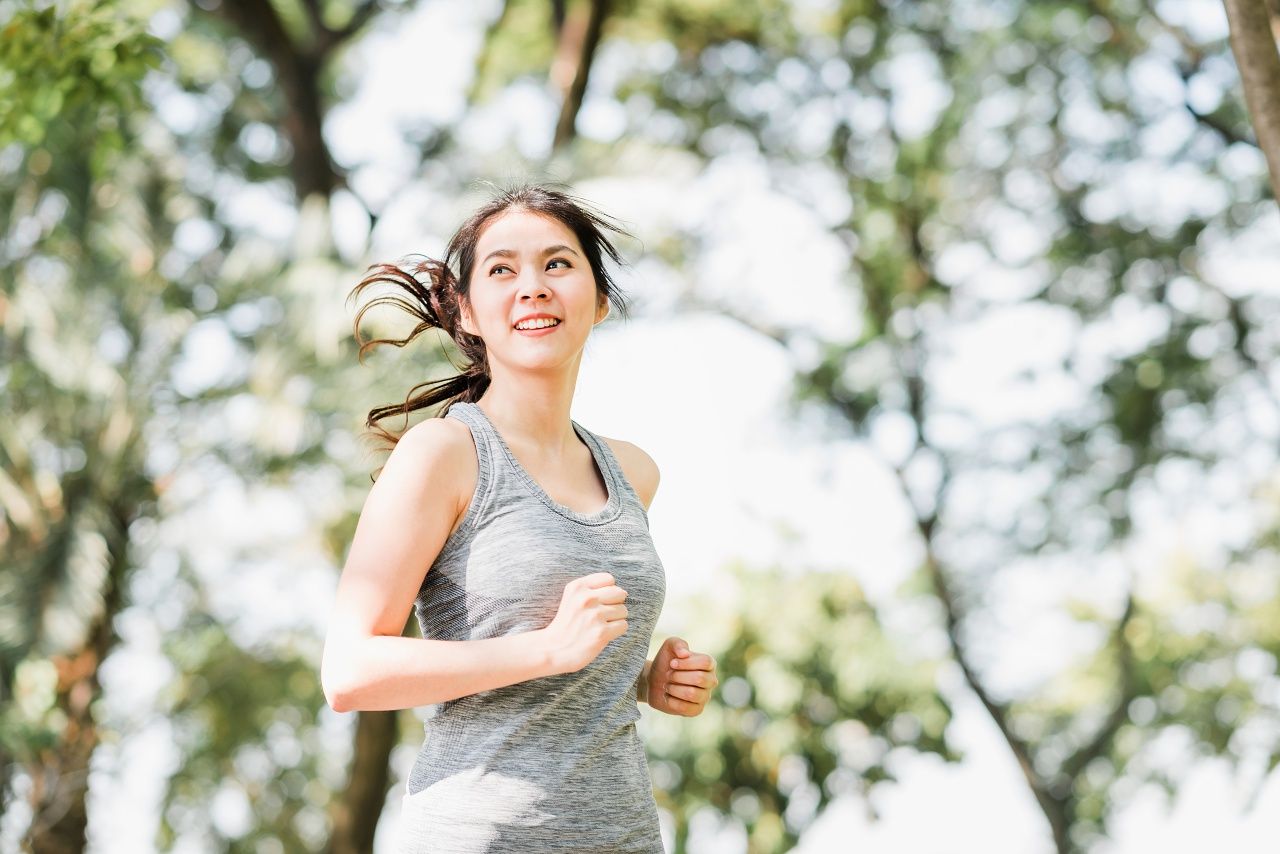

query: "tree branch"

left=1060, top=591, right=1137, bottom=782
left=1183, top=99, right=1257, bottom=148
left=671, top=291, right=795, bottom=349
left=465, top=0, right=516, bottom=108
left=300, top=0, right=326, bottom=41
left=321, top=1, right=380, bottom=55
left=1097, top=0, right=1262, bottom=151
left=551, top=0, right=610, bottom=152
left=207, top=0, right=344, bottom=199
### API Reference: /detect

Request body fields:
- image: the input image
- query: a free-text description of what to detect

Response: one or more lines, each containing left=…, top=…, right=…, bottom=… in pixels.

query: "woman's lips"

left=513, top=321, right=562, bottom=336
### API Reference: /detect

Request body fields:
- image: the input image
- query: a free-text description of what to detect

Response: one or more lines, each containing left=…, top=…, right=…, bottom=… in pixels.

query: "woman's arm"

left=324, top=633, right=558, bottom=713
left=321, top=418, right=557, bottom=713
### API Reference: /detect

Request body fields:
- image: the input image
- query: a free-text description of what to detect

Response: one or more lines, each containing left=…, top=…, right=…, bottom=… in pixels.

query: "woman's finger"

left=667, top=683, right=709, bottom=701
left=663, top=691, right=700, bottom=714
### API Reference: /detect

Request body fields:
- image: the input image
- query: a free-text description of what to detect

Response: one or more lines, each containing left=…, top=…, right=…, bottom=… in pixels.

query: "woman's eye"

left=489, top=259, right=570, bottom=275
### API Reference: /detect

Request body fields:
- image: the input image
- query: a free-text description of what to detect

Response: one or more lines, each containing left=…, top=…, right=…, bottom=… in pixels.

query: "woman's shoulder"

left=389, top=413, right=480, bottom=516
left=596, top=435, right=660, bottom=511
left=397, top=410, right=478, bottom=461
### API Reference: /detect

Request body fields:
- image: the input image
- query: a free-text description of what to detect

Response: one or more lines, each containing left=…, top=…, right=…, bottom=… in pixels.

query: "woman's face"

left=460, top=207, right=608, bottom=370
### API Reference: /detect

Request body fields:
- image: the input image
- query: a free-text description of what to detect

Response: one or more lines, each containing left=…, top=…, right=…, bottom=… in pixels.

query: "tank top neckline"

left=451, top=401, right=623, bottom=526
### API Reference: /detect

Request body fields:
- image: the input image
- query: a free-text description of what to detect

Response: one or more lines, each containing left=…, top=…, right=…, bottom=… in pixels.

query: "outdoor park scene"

left=3, top=0, right=1280, bottom=852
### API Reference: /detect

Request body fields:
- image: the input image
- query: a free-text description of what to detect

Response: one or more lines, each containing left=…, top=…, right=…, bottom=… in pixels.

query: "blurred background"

left=3, top=0, right=1280, bottom=852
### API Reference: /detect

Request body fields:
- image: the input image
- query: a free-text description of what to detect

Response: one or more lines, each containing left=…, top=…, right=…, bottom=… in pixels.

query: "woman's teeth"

left=515, top=318, right=561, bottom=330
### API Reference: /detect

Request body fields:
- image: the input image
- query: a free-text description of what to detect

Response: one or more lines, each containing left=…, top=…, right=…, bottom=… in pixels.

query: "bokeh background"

left=4, top=0, right=1280, bottom=852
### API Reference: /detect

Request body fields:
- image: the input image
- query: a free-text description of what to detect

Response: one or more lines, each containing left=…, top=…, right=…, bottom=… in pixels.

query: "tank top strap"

left=447, top=399, right=547, bottom=498
left=440, top=400, right=503, bottom=543
left=571, top=422, right=647, bottom=519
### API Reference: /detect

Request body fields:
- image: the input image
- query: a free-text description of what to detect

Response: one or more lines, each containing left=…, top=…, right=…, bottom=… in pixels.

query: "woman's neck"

left=475, top=385, right=581, bottom=458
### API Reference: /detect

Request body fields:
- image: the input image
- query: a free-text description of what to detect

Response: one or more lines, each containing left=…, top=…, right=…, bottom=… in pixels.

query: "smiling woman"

left=322, top=182, right=717, bottom=854
left=342, top=183, right=634, bottom=455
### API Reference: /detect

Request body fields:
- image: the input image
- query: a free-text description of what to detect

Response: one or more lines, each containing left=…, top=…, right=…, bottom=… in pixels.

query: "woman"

left=320, top=183, right=720, bottom=853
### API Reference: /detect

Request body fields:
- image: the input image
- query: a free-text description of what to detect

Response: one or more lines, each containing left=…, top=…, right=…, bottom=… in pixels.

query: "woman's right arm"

left=320, top=418, right=556, bottom=713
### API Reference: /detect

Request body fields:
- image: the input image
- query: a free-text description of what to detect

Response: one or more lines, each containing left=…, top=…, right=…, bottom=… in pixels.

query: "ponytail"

left=347, top=254, right=490, bottom=459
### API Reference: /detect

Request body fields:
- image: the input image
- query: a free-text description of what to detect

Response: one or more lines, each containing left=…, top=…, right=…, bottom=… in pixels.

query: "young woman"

left=320, top=183, right=720, bottom=853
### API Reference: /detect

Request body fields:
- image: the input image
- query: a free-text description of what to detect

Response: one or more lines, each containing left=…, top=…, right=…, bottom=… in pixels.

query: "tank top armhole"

left=434, top=403, right=495, bottom=562
left=582, top=428, right=647, bottom=518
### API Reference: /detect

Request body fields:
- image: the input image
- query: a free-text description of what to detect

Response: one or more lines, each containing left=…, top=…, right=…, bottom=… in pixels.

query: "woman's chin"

left=493, top=347, right=581, bottom=372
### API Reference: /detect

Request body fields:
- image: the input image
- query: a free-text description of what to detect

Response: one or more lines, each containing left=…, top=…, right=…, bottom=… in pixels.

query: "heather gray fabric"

left=397, top=400, right=667, bottom=853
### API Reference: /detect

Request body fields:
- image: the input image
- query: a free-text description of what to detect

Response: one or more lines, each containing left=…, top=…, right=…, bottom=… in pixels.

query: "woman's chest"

left=457, top=509, right=666, bottom=628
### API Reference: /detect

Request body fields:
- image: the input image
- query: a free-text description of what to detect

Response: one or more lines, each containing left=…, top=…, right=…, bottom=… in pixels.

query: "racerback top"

left=397, top=400, right=668, bottom=854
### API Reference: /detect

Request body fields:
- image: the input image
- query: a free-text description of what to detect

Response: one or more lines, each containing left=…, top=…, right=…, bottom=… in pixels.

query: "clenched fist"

left=541, top=571, right=629, bottom=674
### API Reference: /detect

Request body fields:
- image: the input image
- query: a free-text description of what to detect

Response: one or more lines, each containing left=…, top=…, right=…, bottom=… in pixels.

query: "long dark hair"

left=347, top=181, right=635, bottom=458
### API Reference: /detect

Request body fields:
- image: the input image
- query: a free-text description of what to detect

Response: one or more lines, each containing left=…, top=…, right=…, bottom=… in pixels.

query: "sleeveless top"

left=397, top=401, right=668, bottom=854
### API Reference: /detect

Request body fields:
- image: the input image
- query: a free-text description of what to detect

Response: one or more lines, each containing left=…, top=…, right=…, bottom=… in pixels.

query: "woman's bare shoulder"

left=598, top=436, right=660, bottom=511
left=391, top=413, right=475, bottom=468
left=399, top=411, right=474, bottom=449
left=390, top=414, right=478, bottom=519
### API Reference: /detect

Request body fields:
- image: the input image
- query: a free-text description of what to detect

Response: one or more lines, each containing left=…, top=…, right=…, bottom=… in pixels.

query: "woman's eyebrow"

left=482, top=244, right=581, bottom=263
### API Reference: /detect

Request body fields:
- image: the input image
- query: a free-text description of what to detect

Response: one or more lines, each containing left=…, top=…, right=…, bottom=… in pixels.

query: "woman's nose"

left=516, top=274, right=550, bottom=300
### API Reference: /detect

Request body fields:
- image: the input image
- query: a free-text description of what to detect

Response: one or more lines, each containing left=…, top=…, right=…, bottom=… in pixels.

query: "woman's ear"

left=459, top=299, right=478, bottom=337
left=595, top=297, right=610, bottom=325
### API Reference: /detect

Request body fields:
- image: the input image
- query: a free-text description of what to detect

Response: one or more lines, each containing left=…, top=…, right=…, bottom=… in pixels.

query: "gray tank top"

left=397, top=401, right=667, bottom=853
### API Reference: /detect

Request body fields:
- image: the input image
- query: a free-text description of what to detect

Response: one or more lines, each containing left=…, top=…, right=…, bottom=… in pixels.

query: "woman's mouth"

left=513, top=319, right=562, bottom=336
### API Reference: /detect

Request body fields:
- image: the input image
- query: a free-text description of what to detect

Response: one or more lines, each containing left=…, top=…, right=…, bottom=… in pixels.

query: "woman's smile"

left=513, top=320, right=563, bottom=337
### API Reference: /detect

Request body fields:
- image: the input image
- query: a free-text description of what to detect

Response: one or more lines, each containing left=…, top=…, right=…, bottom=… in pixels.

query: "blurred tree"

left=191, top=0, right=388, bottom=201
left=0, top=0, right=427, bottom=849
left=155, top=563, right=334, bottom=853
left=550, top=0, right=611, bottom=152
left=155, top=2, right=426, bottom=851
left=0, top=3, right=164, bottom=850
left=565, top=0, right=1280, bottom=851
left=642, top=562, right=958, bottom=854
left=7, top=0, right=1280, bottom=852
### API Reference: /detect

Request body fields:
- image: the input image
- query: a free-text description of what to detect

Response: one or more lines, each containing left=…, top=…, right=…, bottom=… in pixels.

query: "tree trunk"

left=1221, top=0, right=1280, bottom=202
left=27, top=504, right=133, bottom=854
left=214, top=0, right=345, bottom=201
left=325, top=710, right=401, bottom=854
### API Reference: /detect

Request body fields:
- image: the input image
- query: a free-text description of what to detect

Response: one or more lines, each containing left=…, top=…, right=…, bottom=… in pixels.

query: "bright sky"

left=65, top=0, right=1280, bottom=852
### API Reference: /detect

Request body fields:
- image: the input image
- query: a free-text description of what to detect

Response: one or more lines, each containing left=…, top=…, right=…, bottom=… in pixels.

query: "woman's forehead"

left=477, top=209, right=577, bottom=250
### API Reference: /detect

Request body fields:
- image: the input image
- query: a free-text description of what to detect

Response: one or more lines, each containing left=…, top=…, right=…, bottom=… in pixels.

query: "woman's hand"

left=645, top=637, right=718, bottom=716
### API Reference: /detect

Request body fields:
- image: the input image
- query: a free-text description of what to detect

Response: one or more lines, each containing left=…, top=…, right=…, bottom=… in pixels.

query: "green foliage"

left=469, top=0, right=559, bottom=103
left=0, top=0, right=163, bottom=155
left=1020, top=545, right=1280, bottom=847
left=5, top=0, right=1278, bottom=850
left=157, top=574, right=338, bottom=852
left=551, top=1, right=1278, bottom=850
left=644, top=561, right=957, bottom=853
left=618, top=0, right=797, bottom=55
left=0, top=1, right=167, bottom=785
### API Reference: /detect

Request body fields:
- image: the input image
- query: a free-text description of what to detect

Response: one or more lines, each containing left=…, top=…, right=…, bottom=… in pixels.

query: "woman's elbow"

left=324, top=681, right=355, bottom=713
left=320, top=652, right=357, bottom=713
